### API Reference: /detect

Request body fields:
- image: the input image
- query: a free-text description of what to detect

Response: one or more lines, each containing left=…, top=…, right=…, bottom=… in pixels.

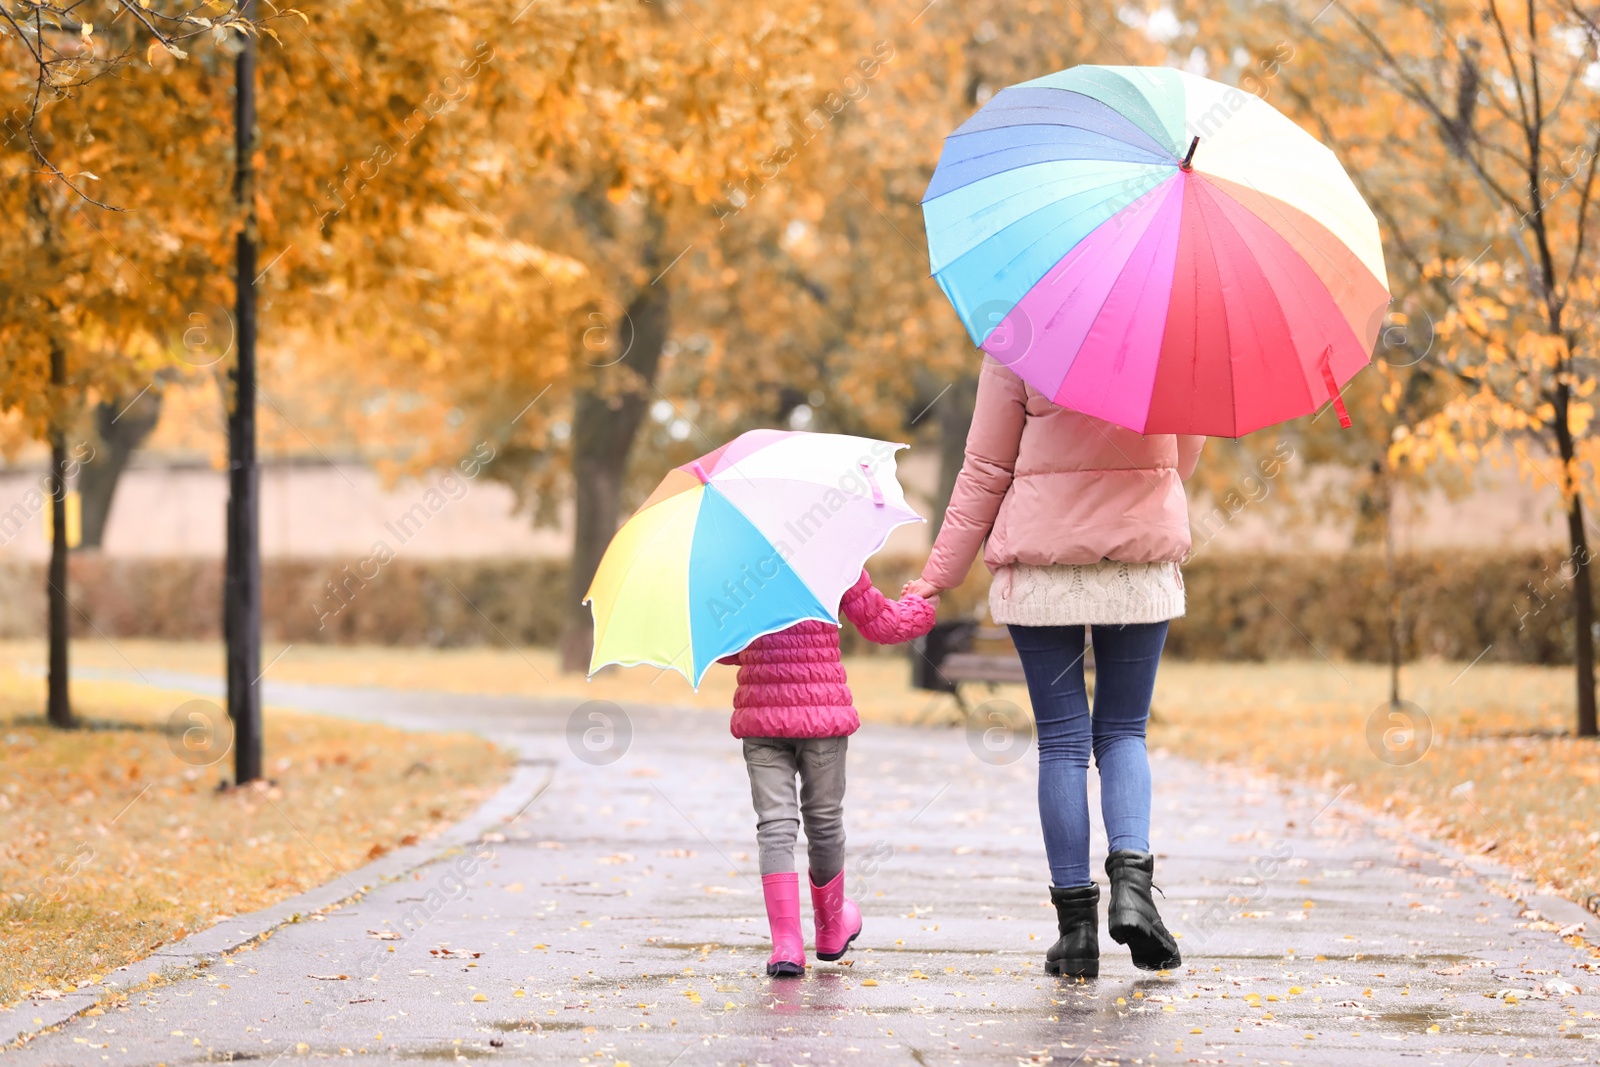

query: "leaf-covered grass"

left=1145, top=659, right=1600, bottom=910
left=0, top=661, right=512, bottom=1010
left=0, top=638, right=990, bottom=723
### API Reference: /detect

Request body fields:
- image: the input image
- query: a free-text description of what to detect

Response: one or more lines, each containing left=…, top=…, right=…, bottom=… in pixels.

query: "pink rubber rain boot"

left=810, top=869, right=862, bottom=961
left=762, top=872, right=806, bottom=977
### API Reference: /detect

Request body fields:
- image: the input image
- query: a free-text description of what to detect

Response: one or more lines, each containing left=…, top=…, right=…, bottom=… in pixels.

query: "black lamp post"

left=226, top=4, right=263, bottom=784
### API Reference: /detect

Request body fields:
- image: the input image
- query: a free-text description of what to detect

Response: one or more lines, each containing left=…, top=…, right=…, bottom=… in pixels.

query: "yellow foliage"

left=1572, top=403, right=1595, bottom=437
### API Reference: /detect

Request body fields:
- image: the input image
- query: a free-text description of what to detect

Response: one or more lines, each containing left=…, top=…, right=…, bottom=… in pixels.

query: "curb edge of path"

left=0, top=754, right=558, bottom=1050
left=1356, top=796, right=1598, bottom=933
left=1247, top=766, right=1598, bottom=945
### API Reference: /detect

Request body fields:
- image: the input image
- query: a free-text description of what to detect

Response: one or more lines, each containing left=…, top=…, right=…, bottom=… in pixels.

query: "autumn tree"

left=689, top=1, right=1169, bottom=549
left=480, top=0, right=1171, bottom=655
left=1322, top=0, right=1600, bottom=738
left=1168, top=0, right=1600, bottom=736
left=2, top=0, right=544, bottom=721
left=0, top=0, right=275, bottom=725
left=437, top=0, right=907, bottom=670
left=247, top=0, right=1174, bottom=673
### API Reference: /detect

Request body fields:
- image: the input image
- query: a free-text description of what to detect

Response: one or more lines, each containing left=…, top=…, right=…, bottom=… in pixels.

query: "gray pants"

left=742, top=736, right=848, bottom=883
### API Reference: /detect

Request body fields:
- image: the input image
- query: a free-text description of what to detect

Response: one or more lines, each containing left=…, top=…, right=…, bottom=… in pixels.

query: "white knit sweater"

left=988, top=560, right=1186, bottom=627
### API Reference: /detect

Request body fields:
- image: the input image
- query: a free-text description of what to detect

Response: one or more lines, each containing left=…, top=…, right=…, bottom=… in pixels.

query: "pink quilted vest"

left=726, top=570, right=936, bottom=739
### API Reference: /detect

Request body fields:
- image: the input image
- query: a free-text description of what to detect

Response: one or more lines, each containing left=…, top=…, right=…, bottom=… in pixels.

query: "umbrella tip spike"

left=1180, top=135, right=1199, bottom=171
left=690, top=461, right=710, bottom=484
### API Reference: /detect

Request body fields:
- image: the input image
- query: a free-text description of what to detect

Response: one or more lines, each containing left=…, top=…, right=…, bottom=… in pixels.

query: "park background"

left=4, top=0, right=1600, bottom=1016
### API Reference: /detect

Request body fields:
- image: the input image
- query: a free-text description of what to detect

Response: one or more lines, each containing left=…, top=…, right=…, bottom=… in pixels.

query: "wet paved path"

left=6, top=676, right=1600, bottom=1065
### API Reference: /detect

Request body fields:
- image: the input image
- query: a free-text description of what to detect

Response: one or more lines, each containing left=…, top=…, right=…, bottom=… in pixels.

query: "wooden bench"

left=911, top=620, right=1095, bottom=715
left=940, top=629, right=1028, bottom=687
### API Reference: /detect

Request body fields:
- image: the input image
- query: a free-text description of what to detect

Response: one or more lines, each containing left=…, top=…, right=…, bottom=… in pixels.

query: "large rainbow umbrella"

left=584, top=430, right=922, bottom=687
left=923, top=64, right=1391, bottom=437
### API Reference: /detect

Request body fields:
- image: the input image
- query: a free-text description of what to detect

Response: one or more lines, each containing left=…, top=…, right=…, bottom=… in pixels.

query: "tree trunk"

left=47, top=339, right=71, bottom=729
left=559, top=262, right=672, bottom=674
left=1568, top=495, right=1593, bottom=739
left=78, top=389, right=163, bottom=550
left=1553, top=390, right=1598, bottom=737
left=29, top=174, right=72, bottom=728
left=1564, top=494, right=1596, bottom=737
left=1382, top=470, right=1402, bottom=707
left=931, top=375, right=977, bottom=539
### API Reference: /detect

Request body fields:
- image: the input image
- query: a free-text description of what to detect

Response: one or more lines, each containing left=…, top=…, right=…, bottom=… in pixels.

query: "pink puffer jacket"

left=924, top=357, right=1204, bottom=588
left=724, top=570, right=935, bottom=739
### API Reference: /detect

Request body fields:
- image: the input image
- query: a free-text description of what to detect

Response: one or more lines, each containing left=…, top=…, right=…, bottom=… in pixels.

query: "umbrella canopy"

left=584, top=429, right=922, bottom=688
left=923, top=64, right=1391, bottom=437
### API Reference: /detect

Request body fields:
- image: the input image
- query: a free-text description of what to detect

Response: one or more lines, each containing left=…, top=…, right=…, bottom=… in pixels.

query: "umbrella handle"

left=860, top=462, right=885, bottom=506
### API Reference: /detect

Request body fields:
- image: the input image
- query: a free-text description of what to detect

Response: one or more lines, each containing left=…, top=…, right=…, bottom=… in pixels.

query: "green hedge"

left=0, top=551, right=1583, bottom=664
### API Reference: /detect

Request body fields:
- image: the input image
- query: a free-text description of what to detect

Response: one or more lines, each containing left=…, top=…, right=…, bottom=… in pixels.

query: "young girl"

left=722, top=569, right=936, bottom=977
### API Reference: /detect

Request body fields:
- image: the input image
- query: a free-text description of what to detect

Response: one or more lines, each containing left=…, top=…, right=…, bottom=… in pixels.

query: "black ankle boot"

left=1105, top=850, right=1181, bottom=971
left=1044, top=883, right=1099, bottom=977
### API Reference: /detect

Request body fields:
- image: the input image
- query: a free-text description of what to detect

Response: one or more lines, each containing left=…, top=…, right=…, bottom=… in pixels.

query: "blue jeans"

left=1008, top=622, right=1169, bottom=888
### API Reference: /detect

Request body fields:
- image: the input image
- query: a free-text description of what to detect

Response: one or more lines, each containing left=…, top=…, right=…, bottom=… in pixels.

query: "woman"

left=904, top=356, right=1203, bottom=978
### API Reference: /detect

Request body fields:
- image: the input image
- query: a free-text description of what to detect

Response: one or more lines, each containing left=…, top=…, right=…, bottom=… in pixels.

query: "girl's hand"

left=902, top=577, right=942, bottom=600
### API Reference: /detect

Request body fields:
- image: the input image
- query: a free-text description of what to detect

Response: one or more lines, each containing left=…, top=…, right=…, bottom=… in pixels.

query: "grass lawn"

left=0, top=660, right=513, bottom=1010
left=0, top=638, right=983, bottom=723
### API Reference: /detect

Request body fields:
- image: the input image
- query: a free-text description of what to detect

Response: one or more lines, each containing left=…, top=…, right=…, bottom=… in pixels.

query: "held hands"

left=901, top=577, right=943, bottom=601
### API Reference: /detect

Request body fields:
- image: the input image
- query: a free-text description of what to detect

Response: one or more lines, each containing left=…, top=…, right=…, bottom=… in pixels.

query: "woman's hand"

left=901, top=577, right=943, bottom=600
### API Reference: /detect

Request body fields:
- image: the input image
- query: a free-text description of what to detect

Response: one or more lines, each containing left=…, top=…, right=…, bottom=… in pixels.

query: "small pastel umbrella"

left=584, top=429, right=922, bottom=687
left=922, top=64, right=1391, bottom=437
